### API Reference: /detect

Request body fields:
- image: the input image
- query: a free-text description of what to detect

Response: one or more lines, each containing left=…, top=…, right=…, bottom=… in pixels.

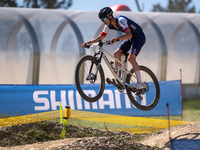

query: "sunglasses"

left=101, top=16, right=110, bottom=21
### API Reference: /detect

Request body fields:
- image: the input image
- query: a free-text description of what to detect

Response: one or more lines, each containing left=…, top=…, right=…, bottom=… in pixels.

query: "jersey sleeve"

left=100, top=25, right=110, bottom=37
left=118, top=17, right=130, bottom=32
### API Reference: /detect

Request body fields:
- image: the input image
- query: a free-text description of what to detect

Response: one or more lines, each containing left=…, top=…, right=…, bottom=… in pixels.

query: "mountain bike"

left=75, top=40, right=160, bottom=111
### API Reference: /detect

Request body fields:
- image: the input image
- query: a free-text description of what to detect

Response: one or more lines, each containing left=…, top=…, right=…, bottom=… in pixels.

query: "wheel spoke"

left=75, top=56, right=105, bottom=102
left=126, top=66, right=160, bottom=111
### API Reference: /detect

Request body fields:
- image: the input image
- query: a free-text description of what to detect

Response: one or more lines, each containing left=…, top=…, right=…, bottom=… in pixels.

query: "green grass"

left=0, top=110, right=20, bottom=119
left=183, top=99, right=200, bottom=110
left=52, top=118, right=142, bottom=130
left=147, top=99, right=200, bottom=122
left=1, top=99, right=198, bottom=147
left=182, top=98, right=200, bottom=122
left=52, top=113, right=146, bottom=130
left=1, top=99, right=200, bottom=131
left=59, top=98, right=200, bottom=130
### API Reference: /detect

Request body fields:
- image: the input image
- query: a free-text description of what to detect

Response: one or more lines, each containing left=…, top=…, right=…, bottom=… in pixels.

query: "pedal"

left=128, top=86, right=137, bottom=92
left=138, top=95, right=143, bottom=101
left=106, top=78, right=112, bottom=84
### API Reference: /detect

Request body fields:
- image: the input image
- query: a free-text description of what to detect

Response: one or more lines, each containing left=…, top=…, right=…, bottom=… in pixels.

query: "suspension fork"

left=88, top=52, right=103, bottom=80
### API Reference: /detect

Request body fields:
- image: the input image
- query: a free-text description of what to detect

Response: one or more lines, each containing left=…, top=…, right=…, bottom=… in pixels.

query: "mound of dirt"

left=141, top=122, right=200, bottom=150
left=0, top=121, right=199, bottom=150
left=0, top=121, right=161, bottom=150
left=1, top=137, right=161, bottom=150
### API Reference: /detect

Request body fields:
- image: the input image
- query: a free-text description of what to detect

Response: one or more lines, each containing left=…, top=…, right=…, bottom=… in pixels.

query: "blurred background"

left=0, top=0, right=200, bottom=98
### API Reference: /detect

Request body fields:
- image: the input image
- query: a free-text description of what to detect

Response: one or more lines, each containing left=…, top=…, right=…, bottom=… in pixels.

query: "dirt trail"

left=141, top=123, right=200, bottom=149
left=0, top=122, right=199, bottom=150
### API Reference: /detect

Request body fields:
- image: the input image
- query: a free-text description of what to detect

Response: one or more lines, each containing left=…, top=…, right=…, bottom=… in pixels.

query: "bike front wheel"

left=75, top=55, right=105, bottom=102
left=126, top=66, right=160, bottom=111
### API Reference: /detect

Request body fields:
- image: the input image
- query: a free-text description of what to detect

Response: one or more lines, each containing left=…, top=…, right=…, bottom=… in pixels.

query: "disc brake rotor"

left=86, top=73, right=96, bottom=83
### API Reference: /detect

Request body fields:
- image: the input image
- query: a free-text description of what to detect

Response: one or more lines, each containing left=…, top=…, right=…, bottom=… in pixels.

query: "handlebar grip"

left=84, top=43, right=90, bottom=49
left=110, top=38, right=120, bottom=44
left=107, top=40, right=112, bottom=44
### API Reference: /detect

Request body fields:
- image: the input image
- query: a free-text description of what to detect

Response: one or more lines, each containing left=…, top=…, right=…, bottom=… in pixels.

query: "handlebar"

left=84, top=43, right=91, bottom=49
left=84, top=39, right=119, bottom=49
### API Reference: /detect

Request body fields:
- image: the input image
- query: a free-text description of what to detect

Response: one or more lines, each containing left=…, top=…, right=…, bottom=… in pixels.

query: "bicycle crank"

left=106, top=78, right=124, bottom=91
left=135, top=91, right=143, bottom=101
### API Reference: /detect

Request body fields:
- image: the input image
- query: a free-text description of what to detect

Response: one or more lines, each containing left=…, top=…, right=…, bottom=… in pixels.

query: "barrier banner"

left=0, top=80, right=182, bottom=116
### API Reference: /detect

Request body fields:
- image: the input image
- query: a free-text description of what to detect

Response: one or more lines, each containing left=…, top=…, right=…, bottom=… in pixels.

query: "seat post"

left=121, top=52, right=129, bottom=62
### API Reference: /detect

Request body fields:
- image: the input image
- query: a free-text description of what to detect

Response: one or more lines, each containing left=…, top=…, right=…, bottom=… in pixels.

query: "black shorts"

left=118, top=32, right=146, bottom=56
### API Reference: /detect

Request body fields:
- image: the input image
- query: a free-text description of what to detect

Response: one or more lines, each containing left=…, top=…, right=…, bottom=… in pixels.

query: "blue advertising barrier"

left=0, top=80, right=182, bottom=116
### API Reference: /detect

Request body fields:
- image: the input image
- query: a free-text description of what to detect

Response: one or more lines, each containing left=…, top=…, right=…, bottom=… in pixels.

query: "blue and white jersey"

left=101, top=15, right=143, bottom=39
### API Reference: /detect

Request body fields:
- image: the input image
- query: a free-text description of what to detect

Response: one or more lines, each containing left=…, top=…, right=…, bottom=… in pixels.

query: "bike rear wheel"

left=126, top=66, right=160, bottom=111
left=75, top=55, right=105, bottom=102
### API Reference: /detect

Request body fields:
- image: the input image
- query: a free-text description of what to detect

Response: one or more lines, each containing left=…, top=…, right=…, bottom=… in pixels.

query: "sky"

left=68, top=0, right=200, bottom=13
left=17, top=0, right=200, bottom=13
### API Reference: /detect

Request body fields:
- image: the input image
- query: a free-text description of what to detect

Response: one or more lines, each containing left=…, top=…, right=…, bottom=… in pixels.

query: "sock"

left=135, top=70, right=142, bottom=83
left=117, top=66, right=121, bottom=71
left=116, top=66, right=121, bottom=76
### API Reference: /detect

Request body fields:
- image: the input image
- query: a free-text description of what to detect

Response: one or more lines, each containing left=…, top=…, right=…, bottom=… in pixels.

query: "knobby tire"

left=75, top=55, right=105, bottom=102
left=126, top=66, right=160, bottom=111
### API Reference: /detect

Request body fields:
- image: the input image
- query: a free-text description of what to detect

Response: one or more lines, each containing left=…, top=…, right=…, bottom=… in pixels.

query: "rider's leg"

left=128, top=32, right=145, bottom=87
left=128, top=53, right=142, bottom=84
left=115, top=40, right=132, bottom=72
left=114, top=49, right=123, bottom=71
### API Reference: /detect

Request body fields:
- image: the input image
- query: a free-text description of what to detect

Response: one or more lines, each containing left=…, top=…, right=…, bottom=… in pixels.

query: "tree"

left=0, top=0, right=18, bottom=7
left=0, top=0, right=72, bottom=9
left=151, top=0, right=196, bottom=13
left=23, top=0, right=72, bottom=9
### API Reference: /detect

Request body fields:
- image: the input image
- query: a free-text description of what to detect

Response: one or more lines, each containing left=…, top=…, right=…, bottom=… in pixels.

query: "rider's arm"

left=81, top=35, right=105, bottom=48
left=87, top=35, right=105, bottom=44
left=110, top=30, right=132, bottom=43
left=81, top=25, right=109, bottom=47
left=117, top=30, right=132, bottom=40
left=81, top=35, right=104, bottom=47
left=110, top=17, right=132, bottom=43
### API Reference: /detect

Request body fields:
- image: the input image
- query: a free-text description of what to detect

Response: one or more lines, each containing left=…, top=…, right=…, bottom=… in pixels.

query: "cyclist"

left=81, top=7, right=146, bottom=89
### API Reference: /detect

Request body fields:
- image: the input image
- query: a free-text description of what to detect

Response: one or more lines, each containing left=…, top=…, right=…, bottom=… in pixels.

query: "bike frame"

left=94, top=44, right=135, bottom=88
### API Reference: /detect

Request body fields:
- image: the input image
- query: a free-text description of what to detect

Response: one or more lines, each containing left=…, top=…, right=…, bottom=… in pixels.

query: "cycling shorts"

left=118, top=31, right=146, bottom=56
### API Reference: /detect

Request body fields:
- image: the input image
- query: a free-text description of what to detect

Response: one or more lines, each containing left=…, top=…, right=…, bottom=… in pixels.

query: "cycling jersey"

left=101, top=15, right=143, bottom=39
left=100, top=15, right=146, bottom=56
